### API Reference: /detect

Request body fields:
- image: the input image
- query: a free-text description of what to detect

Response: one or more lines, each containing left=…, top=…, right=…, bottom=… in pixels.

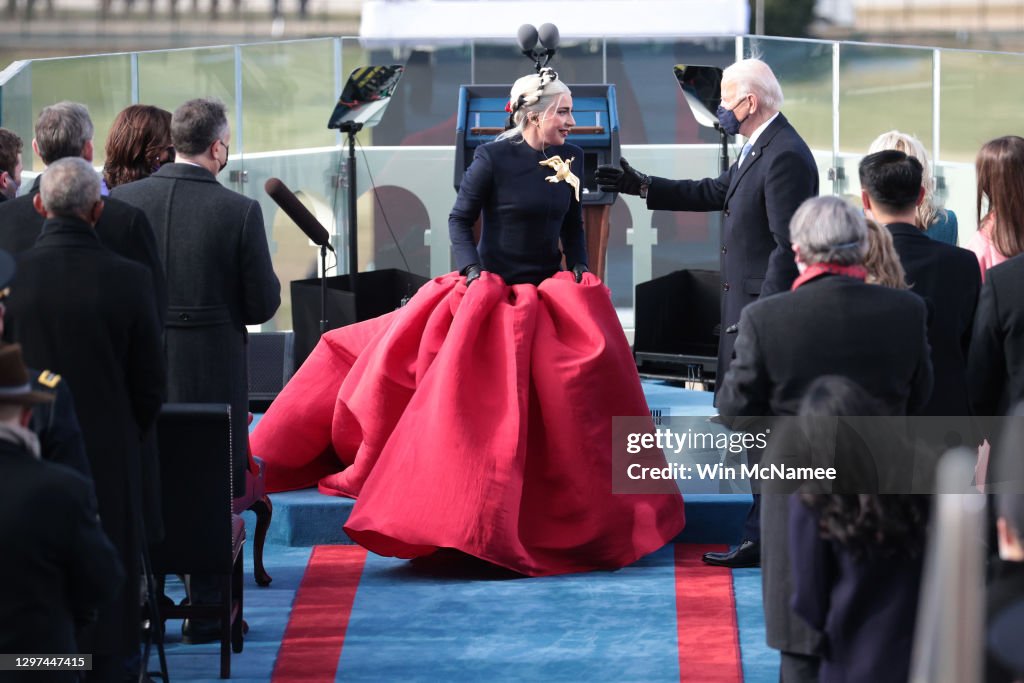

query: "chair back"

left=150, top=403, right=236, bottom=575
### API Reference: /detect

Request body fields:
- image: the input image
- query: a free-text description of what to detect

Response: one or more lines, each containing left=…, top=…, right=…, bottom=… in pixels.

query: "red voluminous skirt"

left=250, top=271, right=685, bottom=576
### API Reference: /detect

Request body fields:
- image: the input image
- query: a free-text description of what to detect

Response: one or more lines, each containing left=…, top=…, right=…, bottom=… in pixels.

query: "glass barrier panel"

left=30, top=54, right=133, bottom=170
left=939, top=49, right=1024, bottom=164
left=355, top=39, right=473, bottom=147
left=936, top=160, right=977, bottom=247
left=0, top=63, right=34, bottom=175
left=240, top=39, right=337, bottom=154
left=137, top=47, right=236, bottom=125
left=240, top=145, right=455, bottom=331
left=745, top=36, right=834, bottom=154
left=838, top=43, right=933, bottom=156
left=604, top=37, right=735, bottom=145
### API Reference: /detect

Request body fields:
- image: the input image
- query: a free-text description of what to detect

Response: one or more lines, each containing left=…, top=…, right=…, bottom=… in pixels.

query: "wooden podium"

left=583, top=204, right=611, bottom=281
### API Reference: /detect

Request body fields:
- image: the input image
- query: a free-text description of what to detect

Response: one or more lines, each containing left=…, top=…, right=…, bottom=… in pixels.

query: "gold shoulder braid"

left=539, top=156, right=580, bottom=203
left=37, top=370, right=61, bottom=389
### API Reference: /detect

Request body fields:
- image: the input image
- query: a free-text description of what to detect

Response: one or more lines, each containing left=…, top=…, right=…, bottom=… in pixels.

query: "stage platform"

left=246, top=380, right=751, bottom=549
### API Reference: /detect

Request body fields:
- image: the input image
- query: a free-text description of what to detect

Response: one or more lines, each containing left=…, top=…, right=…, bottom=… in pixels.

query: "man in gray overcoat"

left=112, top=98, right=280, bottom=643
left=113, top=97, right=280, bottom=496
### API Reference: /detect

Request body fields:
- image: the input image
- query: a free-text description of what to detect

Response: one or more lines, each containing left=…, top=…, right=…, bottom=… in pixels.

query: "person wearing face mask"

left=0, top=128, right=24, bottom=203
left=249, top=68, right=685, bottom=578
left=112, top=98, right=280, bottom=644
left=596, top=58, right=818, bottom=569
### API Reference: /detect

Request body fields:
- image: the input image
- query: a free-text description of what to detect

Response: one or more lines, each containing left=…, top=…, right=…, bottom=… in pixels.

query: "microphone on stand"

left=537, top=23, right=560, bottom=67
left=264, top=177, right=335, bottom=252
left=265, top=177, right=335, bottom=335
left=517, top=23, right=539, bottom=60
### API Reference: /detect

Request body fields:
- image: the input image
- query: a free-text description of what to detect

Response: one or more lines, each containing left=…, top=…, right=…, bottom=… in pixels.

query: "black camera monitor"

left=672, top=64, right=724, bottom=129
left=327, top=65, right=405, bottom=130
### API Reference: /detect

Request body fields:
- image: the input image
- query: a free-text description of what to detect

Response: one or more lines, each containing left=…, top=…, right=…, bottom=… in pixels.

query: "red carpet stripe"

left=272, top=545, right=368, bottom=682
left=675, top=544, right=743, bottom=683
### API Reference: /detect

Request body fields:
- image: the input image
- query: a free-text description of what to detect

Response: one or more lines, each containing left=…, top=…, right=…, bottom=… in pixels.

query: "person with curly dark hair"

left=102, top=104, right=173, bottom=191
left=789, top=467, right=930, bottom=682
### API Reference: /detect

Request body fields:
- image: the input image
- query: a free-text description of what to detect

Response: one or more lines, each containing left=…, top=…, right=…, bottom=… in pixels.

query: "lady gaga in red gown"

left=250, top=134, right=685, bottom=577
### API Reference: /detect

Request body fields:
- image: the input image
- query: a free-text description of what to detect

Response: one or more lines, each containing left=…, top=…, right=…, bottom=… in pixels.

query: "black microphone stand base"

left=319, top=244, right=328, bottom=335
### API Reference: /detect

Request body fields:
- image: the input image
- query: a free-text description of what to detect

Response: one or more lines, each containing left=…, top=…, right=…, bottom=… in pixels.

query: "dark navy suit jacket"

left=886, top=221, right=980, bottom=416
left=789, top=496, right=924, bottom=683
left=449, top=138, right=587, bottom=286
left=969, top=252, right=1024, bottom=418
left=645, top=113, right=818, bottom=383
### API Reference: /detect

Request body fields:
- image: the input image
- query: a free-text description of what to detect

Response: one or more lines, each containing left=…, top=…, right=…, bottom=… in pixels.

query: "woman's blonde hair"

left=867, top=130, right=945, bottom=232
left=497, top=67, right=571, bottom=143
left=864, top=219, right=909, bottom=289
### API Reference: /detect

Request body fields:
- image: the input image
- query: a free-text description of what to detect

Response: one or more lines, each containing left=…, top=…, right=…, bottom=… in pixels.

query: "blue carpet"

left=151, top=382, right=768, bottom=681
left=149, top=541, right=769, bottom=682
left=733, top=567, right=779, bottom=682
left=337, top=545, right=682, bottom=682
left=150, top=542, right=312, bottom=682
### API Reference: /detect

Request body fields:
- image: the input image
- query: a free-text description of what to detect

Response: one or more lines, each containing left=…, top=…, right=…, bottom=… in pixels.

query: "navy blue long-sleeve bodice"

left=449, top=138, right=587, bottom=286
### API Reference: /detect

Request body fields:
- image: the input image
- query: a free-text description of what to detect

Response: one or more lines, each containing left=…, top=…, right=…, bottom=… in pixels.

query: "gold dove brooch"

left=539, top=155, right=580, bottom=203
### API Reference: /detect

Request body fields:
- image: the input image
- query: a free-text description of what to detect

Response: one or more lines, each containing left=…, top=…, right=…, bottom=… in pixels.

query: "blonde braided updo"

left=498, top=67, right=571, bottom=142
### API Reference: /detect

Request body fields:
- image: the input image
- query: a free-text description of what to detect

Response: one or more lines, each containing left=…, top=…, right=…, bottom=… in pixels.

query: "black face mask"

left=218, top=143, right=229, bottom=173
left=716, top=98, right=749, bottom=136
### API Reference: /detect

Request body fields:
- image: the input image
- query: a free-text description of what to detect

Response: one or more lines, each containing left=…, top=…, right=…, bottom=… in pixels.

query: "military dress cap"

left=0, top=344, right=54, bottom=405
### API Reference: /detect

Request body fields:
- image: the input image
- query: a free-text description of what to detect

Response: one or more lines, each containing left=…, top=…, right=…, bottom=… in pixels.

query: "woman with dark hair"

left=969, top=135, right=1024, bottom=279
left=788, top=374, right=931, bottom=683
left=102, top=104, right=173, bottom=191
left=251, top=68, right=685, bottom=577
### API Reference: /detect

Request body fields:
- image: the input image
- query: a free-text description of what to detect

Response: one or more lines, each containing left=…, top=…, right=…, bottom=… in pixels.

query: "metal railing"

left=2, top=34, right=1020, bottom=331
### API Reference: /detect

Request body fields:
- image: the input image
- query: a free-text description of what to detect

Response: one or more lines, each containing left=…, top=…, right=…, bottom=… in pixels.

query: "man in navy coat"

left=598, top=58, right=818, bottom=567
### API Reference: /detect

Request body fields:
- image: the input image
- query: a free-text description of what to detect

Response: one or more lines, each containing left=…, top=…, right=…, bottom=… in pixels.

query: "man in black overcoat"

left=3, top=157, right=165, bottom=679
left=596, top=59, right=818, bottom=565
left=716, top=195, right=933, bottom=682
left=112, top=98, right=279, bottom=643
left=597, top=58, right=819, bottom=384
left=860, top=150, right=980, bottom=417
left=969, top=252, right=1024, bottom=418
left=0, top=103, right=169, bottom=542
left=0, top=343, right=123, bottom=681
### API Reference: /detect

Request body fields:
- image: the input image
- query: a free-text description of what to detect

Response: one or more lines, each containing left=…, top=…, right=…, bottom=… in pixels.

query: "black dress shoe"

left=702, top=539, right=761, bottom=568
left=181, top=618, right=222, bottom=645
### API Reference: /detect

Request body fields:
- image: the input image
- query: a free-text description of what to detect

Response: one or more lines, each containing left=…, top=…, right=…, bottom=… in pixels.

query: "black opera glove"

left=595, top=157, right=650, bottom=196
left=464, top=264, right=482, bottom=286
left=572, top=263, right=589, bottom=283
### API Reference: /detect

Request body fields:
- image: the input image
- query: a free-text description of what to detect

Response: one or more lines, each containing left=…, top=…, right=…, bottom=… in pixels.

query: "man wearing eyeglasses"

left=111, top=98, right=280, bottom=645
left=597, top=59, right=818, bottom=572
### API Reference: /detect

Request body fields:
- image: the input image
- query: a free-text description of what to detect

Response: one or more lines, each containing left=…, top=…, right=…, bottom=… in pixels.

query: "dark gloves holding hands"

left=595, top=158, right=650, bottom=197
left=572, top=263, right=588, bottom=284
left=464, top=264, right=482, bottom=286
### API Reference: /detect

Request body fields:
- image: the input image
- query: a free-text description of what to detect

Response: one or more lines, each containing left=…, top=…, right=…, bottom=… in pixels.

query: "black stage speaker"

left=248, top=331, right=295, bottom=412
left=290, top=269, right=430, bottom=368
left=634, top=269, right=720, bottom=382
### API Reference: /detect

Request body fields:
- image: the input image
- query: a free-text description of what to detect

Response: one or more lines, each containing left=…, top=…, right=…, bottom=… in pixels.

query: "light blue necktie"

left=738, top=142, right=753, bottom=167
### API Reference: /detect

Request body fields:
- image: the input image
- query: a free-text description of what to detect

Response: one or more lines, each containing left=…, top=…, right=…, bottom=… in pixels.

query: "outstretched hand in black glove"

left=464, top=264, right=482, bottom=286
left=572, top=263, right=589, bottom=284
left=594, top=157, right=650, bottom=196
